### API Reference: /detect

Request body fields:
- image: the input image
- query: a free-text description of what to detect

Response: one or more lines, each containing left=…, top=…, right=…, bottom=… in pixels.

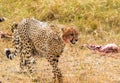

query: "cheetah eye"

left=70, top=33, right=74, bottom=36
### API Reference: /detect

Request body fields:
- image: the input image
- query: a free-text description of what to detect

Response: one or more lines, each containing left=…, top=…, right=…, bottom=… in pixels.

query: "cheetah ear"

left=61, top=27, right=64, bottom=32
left=61, top=27, right=67, bottom=33
left=57, top=24, right=65, bottom=32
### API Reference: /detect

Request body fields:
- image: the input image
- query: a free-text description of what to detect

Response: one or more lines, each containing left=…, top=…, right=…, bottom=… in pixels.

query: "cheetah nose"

left=75, top=39, right=78, bottom=42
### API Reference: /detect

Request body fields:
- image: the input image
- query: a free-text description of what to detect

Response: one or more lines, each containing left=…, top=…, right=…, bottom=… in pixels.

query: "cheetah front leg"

left=47, top=55, right=63, bottom=83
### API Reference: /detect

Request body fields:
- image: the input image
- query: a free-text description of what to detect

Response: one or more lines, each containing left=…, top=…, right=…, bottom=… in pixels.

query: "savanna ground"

left=0, top=0, right=120, bottom=83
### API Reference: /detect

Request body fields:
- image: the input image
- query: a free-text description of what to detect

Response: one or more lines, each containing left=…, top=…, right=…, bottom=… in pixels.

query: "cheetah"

left=5, top=18, right=79, bottom=83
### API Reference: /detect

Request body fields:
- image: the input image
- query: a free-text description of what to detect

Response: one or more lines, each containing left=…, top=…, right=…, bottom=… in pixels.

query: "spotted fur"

left=5, top=18, right=79, bottom=83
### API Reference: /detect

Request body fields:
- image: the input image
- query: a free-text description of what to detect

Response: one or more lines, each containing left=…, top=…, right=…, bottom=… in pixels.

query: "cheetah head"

left=62, top=26, right=79, bottom=44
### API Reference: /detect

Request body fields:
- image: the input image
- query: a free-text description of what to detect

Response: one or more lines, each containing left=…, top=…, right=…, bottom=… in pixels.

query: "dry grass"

left=1, top=40, right=120, bottom=83
left=0, top=0, right=120, bottom=83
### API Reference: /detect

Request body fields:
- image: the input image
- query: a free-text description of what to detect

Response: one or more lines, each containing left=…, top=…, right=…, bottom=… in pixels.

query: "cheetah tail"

left=0, top=17, right=6, bottom=22
left=4, top=48, right=14, bottom=60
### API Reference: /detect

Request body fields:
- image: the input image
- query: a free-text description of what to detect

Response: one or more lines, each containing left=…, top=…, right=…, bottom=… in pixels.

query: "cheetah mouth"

left=70, top=40, right=76, bottom=44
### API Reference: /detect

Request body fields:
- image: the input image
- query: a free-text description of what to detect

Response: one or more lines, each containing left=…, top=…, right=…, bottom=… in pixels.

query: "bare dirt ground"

left=0, top=39, right=120, bottom=83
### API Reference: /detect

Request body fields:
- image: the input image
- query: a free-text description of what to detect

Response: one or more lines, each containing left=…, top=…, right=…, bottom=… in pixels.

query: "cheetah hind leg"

left=19, top=53, right=28, bottom=73
left=19, top=49, right=36, bottom=74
